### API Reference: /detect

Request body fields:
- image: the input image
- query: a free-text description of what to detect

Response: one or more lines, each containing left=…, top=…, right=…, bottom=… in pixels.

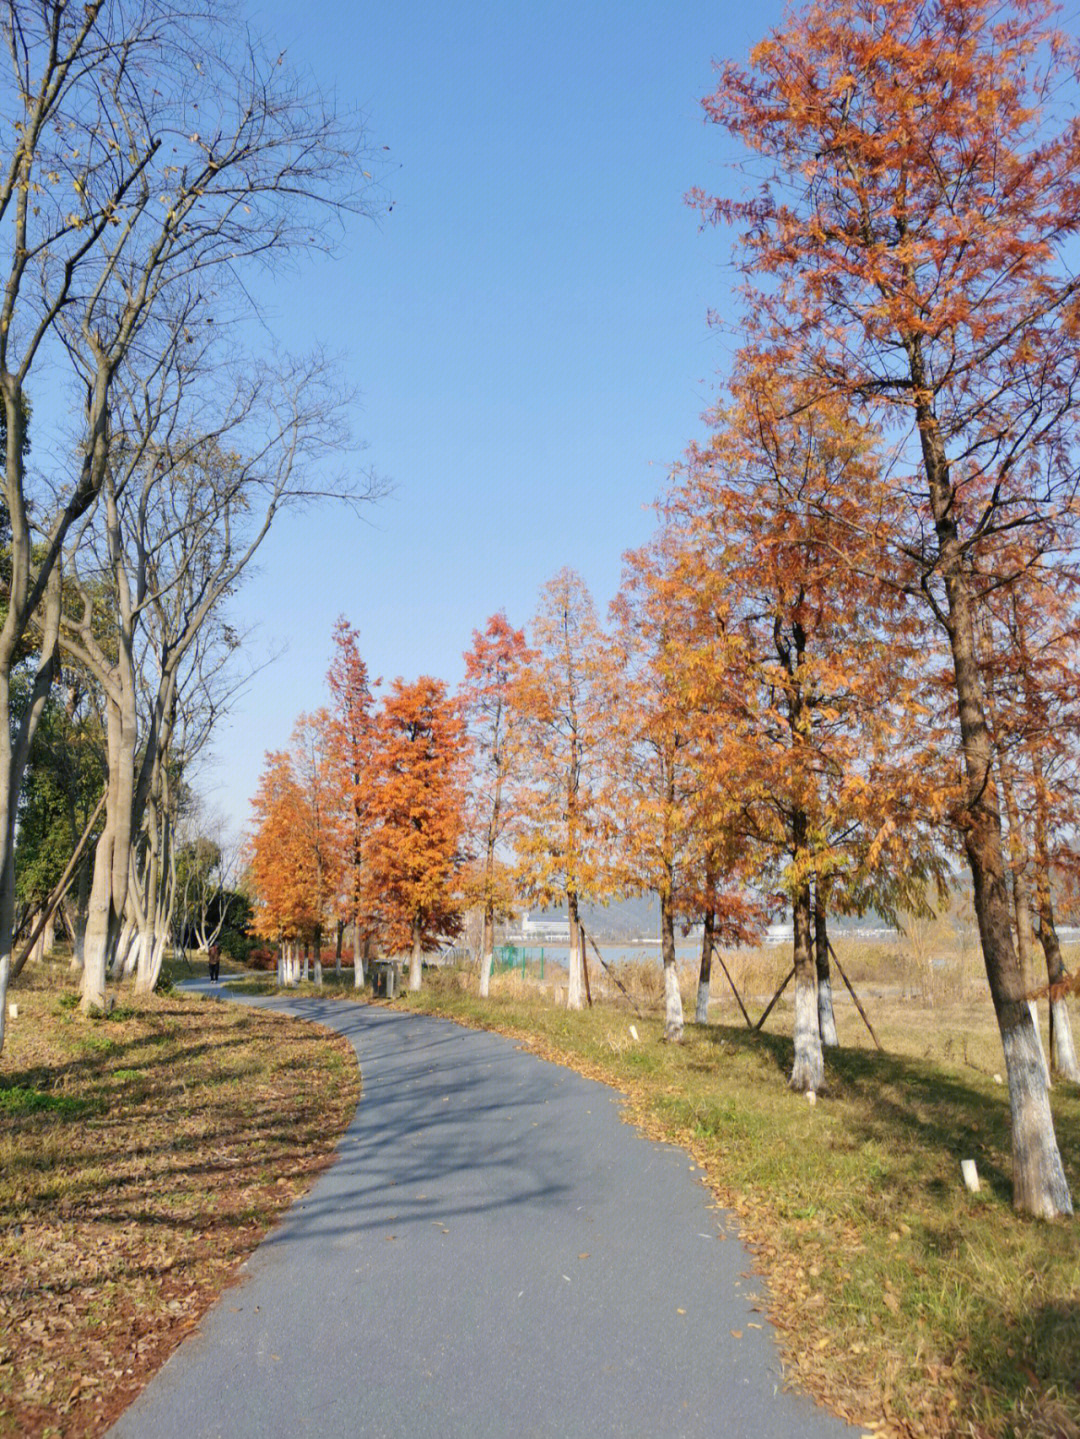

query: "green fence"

left=494, top=944, right=545, bottom=979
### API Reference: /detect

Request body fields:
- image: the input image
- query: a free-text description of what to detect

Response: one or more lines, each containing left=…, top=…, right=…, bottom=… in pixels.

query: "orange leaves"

left=659, top=382, right=947, bottom=916
left=512, top=569, right=613, bottom=910
left=362, top=676, right=471, bottom=952
left=324, top=617, right=376, bottom=922
left=459, top=613, right=533, bottom=920
left=247, top=711, right=342, bottom=943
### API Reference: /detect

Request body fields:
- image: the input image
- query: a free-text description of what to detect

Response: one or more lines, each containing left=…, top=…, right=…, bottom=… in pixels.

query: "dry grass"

left=0, top=961, right=359, bottom=1438
left=372, top=946, right=1080, bottom=1439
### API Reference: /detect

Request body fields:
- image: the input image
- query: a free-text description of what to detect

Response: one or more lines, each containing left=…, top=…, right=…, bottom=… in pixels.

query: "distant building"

left=519, top=910, right=571, bottom=941
left=765, top=922, right=794, bottom=946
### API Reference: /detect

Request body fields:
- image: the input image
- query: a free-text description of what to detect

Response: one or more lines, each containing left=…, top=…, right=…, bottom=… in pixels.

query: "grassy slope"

left=0, top=964, right=359, bottom=1438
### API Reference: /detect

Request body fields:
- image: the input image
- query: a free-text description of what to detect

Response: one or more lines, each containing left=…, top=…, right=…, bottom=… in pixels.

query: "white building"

left=519, top=910, right=571, bottom=941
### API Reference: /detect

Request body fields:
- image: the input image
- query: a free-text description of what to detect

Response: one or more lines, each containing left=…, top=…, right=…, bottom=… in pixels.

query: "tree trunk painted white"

left=409, top=918, right=423, bottom=992
left=301, top=944, right=310, bottom=984
left=816, top=974, right=838, bottom=1047
left=479, top=905, right=494, bottom=999
left=1028, top=999, right=1050, bottom=1089
left=118, top=925, right=139, bottom=980
left=29, top=926, right=46, bottom=967
left=814, top=893, right=838, bottom=1048
left=1034, top=890, right=1080, bottom=1084
left=276, top=946, right=285, bottom=986
left=114, top=916, right=137, bottom=977
left=146, top=931, right=167, bottom=993
left=82, top=825, right=118, bottom=1011
left=1003, top=1016, right=1074, bottom=1216
left=42, top=920, right=55, bottom=957
left=790, top=884, right=824, bottom=1093
left=660, top=890, right=683, bottom=1042
left=1050, top=997, right=1080, bottom=1084
left=566, top=894, right=584, bottom=1011
left=695, top=910, right=714, bottom=1026
left=353, top=930, right=365, bottom=989
left=664, top=963, right=685, bottom=1042
left=479, top=947, right=494, bottom=998
left=82, top=678, right=138, bottom=1011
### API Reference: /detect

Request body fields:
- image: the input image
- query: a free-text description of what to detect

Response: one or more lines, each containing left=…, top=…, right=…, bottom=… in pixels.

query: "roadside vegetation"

left=235, top=946, right=1080, bottom=1439
left=0, top=960, right=359, bottom=1439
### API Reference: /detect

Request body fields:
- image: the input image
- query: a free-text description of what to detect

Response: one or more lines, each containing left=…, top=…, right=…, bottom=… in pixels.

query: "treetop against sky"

left=200, top=0, right=779, bottom=831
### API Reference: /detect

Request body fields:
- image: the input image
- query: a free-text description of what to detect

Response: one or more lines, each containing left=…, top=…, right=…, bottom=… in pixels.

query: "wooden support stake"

left=578, top=923, right=593, bottom=1007
left=709, top=938, right=753, bottom=1029
left=754, top=966, right=794, bottom=1033
left=827, top=939, right=883, bottom=1051
left=583, top=926, right=644, bottom=1019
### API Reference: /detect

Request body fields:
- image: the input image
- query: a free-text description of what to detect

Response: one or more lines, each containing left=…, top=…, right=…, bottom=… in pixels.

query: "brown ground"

left=0, top=965, right=359, bottom=1438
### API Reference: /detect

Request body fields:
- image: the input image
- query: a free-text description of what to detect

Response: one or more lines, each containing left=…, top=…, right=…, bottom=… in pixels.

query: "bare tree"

left=0, top=0, right=379, bottom=1043
left=57, top=353, right=373, bottom=1008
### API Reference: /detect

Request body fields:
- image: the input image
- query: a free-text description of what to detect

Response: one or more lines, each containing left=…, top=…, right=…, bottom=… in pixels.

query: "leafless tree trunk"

left=0, top=0, right=380, bottom=1050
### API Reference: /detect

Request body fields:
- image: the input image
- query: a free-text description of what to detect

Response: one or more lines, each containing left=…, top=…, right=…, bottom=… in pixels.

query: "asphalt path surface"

left=110, top=984, right=858, bottom=1438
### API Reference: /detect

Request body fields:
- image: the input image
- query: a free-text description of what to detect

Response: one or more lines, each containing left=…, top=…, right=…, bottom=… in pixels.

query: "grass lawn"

left=235, top=952, right=1080, bottom=1439
left=0, top=961, right=359, bottom=1438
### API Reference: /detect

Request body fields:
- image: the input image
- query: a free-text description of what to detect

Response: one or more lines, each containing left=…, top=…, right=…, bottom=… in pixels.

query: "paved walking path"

left=110, top=986, right=857, bottom=1438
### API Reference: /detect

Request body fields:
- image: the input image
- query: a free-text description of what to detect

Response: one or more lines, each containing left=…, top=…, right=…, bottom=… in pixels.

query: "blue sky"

left=204, top=0, right=784, bottom=832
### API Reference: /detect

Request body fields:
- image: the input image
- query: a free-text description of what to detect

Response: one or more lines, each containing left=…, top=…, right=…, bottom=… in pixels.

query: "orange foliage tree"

left=247, top=711, right=343, bottom=986
left=608, top=533, right=765, bottom=1041
left=512, top=570, right=612, bottom=1011
left=694, top=0, right=1080, bottom=1211
left=459, top=613, right=534, bottom=999
left=363, top=677, right=471, bottom=991
left=325, top=617, right=376, bottom=984
left=664, top=386, right=943, bottom=1088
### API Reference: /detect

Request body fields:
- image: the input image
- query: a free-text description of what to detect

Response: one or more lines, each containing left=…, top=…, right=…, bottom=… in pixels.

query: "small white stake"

left=993, top=1073, right=1003, bottom=1085
left=7, top=1003, right=16, bottom=1020
left=961, top=1159, right=980, bottom=1193
left=629, top=1025, right=639, bottom=1042
left=806, top=1090, right=817, bottom=1106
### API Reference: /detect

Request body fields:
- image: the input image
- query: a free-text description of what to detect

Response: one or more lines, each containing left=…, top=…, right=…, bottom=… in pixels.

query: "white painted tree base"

left=1002, top=1017, right=1073, bottom=1217
left=790, top=979, right=825, bottom=1092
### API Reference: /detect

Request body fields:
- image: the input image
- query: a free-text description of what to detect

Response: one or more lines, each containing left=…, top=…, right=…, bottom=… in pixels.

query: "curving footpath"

left=109, top=986, right=857, bottom=1439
